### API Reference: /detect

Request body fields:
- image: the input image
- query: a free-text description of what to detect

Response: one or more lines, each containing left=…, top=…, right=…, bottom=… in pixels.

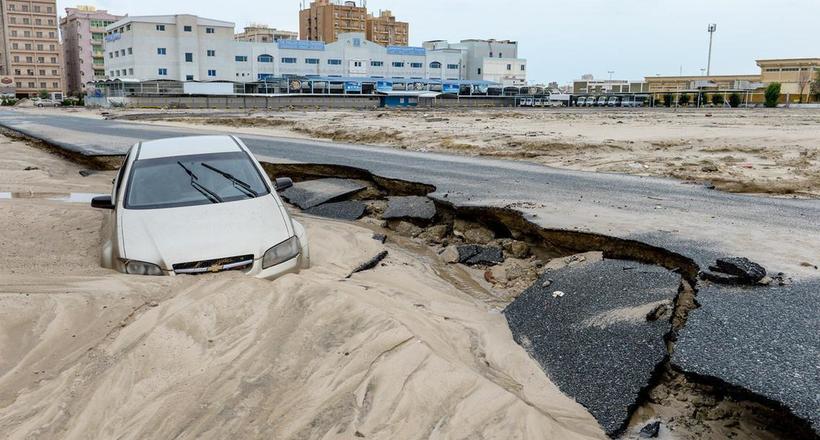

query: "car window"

left=113, top=147, right=134, bottom=202
left=124, top=151, right=270, bottom=210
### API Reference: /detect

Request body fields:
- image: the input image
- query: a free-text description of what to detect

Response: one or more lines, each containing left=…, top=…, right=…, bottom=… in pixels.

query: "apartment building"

left=423, top=39, right=527, bottom=86
left=234, top=25, right=297, bottom=43
left=365, top=10, right=407, bottom=47
left=103, top=15, right=236, bottom=82
left=60, top=5, right=122, bottom=95
left=0, top=0, right=64, bottom=97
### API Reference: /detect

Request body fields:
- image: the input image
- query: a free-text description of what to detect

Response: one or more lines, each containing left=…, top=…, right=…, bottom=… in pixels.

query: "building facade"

left=60, top=6, right=122, bottom=95
left=0, top=0, right=64, bottom=97
left=300, top=0, right=366, bottom=44
left=423, top=39, right=526, bottom=86
left=234, top=25, right=297, bottom=43
left=104, top=15, right=237, bottom=82
left=365, top=10, right=407, bottom=47
left=573, top=76, right=649, bottom=94
left=757, top=58, right=819, bottom=99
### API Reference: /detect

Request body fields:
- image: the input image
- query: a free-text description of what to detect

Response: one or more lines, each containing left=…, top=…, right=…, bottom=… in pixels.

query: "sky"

left=59, top=0, right=819, bottom=84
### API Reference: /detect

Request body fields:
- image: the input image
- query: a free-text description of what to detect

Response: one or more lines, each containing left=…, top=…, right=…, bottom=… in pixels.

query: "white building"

left=103, top=14, right=525, bottom=88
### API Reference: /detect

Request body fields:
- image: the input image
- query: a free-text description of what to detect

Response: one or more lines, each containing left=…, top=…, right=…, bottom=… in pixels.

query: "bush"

left=663, top=93, right=673, bottom=107
left=729, top=93, right=741, bottom=108
left=678, top=93, right=691, bottom=106
left=37, top=89, right=49, bottom=99
left=1, top=97, right=18, bottom=106
left=711, top=93, right=724, bottom=106
left=764, top=82, right=781, bottom=108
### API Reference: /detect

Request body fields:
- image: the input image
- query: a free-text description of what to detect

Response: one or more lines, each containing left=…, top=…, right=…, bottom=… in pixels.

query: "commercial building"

left=0, top=0, right=64, bottom=97
left=234, top=25, right=297, bottom=43
left=103, top=15, right=237, bottom=82
left=573, top=75, right=649, bottom=94
left=365, top=10, right=407, bottom=47
left=423, top=39, right=526, bottom=86
left=60, top=5, right=122, bottom=95
left=757, top=58, right=819, bottom=100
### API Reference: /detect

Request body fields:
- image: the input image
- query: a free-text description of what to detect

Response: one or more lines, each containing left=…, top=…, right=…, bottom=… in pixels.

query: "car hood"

left=120, top=196, right=292, bottom=270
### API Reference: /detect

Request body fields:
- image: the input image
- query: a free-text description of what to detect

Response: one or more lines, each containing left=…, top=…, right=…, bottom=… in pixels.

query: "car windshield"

left=124, top=151, right=270, bottom=209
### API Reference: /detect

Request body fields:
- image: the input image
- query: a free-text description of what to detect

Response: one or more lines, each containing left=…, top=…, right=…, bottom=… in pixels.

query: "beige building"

left=757, top=58, right=819, bottom=100
left=365, top=10, right=407, bottom=47
left=0, top=0, right=64, bottom=97
left=60, top=5, right=122, bottom=96
left=234, top=24, right=297, bottom=43
left=300, top=0, right=409, bottom=46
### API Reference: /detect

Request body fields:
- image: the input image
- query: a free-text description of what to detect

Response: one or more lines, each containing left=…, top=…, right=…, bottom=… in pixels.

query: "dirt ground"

left=47, top=106, right=820, bottom=198
left=0, top=134, right=608, bottom=439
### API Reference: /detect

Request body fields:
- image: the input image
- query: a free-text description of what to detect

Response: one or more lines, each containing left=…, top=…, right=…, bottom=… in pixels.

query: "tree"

left=678, top=93, right=691, bottom=106
left=38, top=89, right=49, bottom=99
left=711, top=93, right=724, bottom=106
left=729, top=93, right=741, bottom=108
left=811, top=70, right=820, bottom=103
left=796, top=69, right=811, bottom=103
left=663, top=93, right=673, bottom=107
left=764, top=82, right=781, bottom=108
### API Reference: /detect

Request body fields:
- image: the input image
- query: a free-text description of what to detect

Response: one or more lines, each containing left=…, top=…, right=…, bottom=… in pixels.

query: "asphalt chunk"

left=303, top=201, right=366, bottom=220
left=281, top=178, right=367, bottom=210
left=381, top=196, right=437, bottom=221
left=673, top=281, right=820, bottom=435
left=504, top=259, right=680, bottom=436
left=346, top=251, right=388, bottom=278
left=456, top=244, right=504, bottom=266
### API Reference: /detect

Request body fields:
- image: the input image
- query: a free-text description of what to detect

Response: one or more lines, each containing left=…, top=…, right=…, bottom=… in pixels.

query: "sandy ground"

left=36, top=106, right=820, bottom=198
left=0, top=135, right=604, bottom=439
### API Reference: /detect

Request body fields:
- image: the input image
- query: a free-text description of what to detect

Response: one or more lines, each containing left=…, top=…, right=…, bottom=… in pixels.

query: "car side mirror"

left=91, top=195, right=115, bottom=209
left=275, top=177, right=293, bottom=191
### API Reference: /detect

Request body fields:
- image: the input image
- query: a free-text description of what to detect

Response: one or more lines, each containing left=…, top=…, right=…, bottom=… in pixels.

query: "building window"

left=235, top=55, right=248, bottom=62
left=120, top=49, right=126, bottom=56
left=128, top=47, right=133, bottom=54
left=207, top=70, right=216, bottom=77
left=499, top=53, right=503, bottom=58
left=507, top=64, right=512, bottom=71
left=158, top=68, right=168, bottom=76
left=371, top=61, right=383, bottom=67
left=410, top=62, right=423, bottom=69
left=260, top=54, right=275, bottom=63
left=520, top=64, right=526, bottom=71
left=392, top=62, right=404, bottom=68
left=447, top=64, right=459, bottom=70
left=430, top=61, right=441, bottom=69
left=328, top=59, right=342, bottom=65
left=477, top=68, right=482, bottom=74
left=186, top=75, right=194, bottom=80
left=185, top=53, right=193, bottom=62
left=489, top=52, right=493, bottom=57
left=129, top=68, right=134, bottom=75
left=207, top=50, right=215, bottom=57
left=206, top=27, right=215, bottom=34
left=157, top=48, right=167, bottom=55
left=184, top=25, right=192, bottom=32
left=156, top=24, right=165, bottom=31
left=305, top=58, right=319, bottom=64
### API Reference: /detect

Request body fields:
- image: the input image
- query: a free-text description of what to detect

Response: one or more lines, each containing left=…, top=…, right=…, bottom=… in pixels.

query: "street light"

left=706, top=24, right=717, bottom=76
left=608, top=70, right=614, bottom=81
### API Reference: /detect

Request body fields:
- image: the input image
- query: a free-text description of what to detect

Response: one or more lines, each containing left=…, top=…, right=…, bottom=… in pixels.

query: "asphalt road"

left=1, top=108, right=818, bottom=433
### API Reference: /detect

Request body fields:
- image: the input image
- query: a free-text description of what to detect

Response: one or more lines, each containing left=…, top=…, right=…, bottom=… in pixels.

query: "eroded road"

left=1, top=109, right=818, bottom=436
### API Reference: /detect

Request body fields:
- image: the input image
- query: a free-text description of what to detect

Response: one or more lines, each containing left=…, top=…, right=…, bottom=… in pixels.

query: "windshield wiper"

left=201, top=162, right=259, bottom=198
left=177, top=161, right=223, bottom=204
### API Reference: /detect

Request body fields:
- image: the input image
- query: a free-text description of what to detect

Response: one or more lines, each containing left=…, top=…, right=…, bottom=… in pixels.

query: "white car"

left=91, top=135, right=309, bottom=279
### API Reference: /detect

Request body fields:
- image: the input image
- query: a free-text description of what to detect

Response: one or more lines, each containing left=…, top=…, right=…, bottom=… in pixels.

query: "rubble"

left=303, top=201, right=366, bottom=220
left=456, top=244, right=504, bottom=266
left=381, top=196, right=437, bottom=221
left=346, top=250, right=388, bottom=278
left=700, top=256, right=768, bottom=285
left=281, top=178, right=367, bottom=209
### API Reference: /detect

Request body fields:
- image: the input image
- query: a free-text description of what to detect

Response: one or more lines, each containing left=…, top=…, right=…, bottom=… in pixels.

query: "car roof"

left=136, top=135, right=243, bottom=160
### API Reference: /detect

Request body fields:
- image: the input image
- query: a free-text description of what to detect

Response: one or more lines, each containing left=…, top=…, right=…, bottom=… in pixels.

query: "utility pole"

left=706, top=24, right=717, bottom=76
left=608, top=70, right=614, bottom=81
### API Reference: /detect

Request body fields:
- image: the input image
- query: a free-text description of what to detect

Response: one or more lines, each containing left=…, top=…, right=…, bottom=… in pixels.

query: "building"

left=0, top=0, right=64, bottom=98
left=60, top=5, right=122, bottom=95
left=423, top=39, right=526, bottom=86
left=365, top=10, right=407, bottom=47
left=103, top=15, right=237, bottom=82
left=573, top=75, right=649, bottom=94
left=757, top=58, right=819, bottom=100
left=300, top=0, right=366, bottom=44
left=234, top=24, right=297, bottom=43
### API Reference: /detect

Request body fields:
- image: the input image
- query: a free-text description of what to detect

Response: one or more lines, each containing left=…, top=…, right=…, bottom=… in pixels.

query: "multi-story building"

left=300, top=0, right=363, bottom=44
left=573, top=75, right=649, bottom=94
left=60, top=5, right=122, bottom=95
left=423, top=39, right=526, bottom=86
left=234, top=24, right=297, bottom=43
left=0, top=0, right=64, bottom=97
left=757, top=58, right=819, bottom=100
left=103, top=15, right=237, bottom=82
left=365, top=10, right=407, bottom=47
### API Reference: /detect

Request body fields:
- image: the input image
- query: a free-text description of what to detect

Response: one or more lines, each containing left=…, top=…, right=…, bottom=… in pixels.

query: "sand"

left=0, top=135, right=604, bottom=439
left=33, top=106, right=820, bottom=198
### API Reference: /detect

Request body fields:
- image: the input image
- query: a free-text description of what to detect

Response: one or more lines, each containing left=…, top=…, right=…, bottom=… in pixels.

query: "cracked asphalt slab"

left=504, top=259, right=680, bottom=436
left=303, top=200, right=366, bottom=220
left=673, top=281, right=820, bottom=435
left=382, top=195, right=437, bottom=220
left=1, top=109, right=819, bottom=432
left=280, top=178, right=366, bottom=209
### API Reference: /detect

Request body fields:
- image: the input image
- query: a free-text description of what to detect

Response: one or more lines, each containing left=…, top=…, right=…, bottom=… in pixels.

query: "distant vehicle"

left=34, top=98, right=61, bottom=107
left=596, top=96, right=608, bottom=106
left=576, top=97, right=587, bottom=106
left=607, top=96, right=621, bottom=107
left=91, top=135, right=310, bottom=280
left=586, top=97, right=598, bottom=107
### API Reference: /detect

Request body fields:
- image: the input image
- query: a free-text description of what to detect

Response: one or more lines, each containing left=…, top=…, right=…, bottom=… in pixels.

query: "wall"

left=108, top=94, right=514, bottom=109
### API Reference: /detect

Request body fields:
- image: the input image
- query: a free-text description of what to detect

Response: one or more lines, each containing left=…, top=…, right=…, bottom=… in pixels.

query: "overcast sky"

left=59, top=0, right=818, bottom=84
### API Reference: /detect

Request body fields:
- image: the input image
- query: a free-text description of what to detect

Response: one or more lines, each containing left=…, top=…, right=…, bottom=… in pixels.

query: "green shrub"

left=663, top=93, right=673, bottom=107
left=37, top=89, right=49, bottom=99
left=764, top=82, right=781, bottom=108
left=678, top=93, right=690, bottom=106
left=711, top=93, right=724, bottom=106
left=729, top=93, right=741, bottom=108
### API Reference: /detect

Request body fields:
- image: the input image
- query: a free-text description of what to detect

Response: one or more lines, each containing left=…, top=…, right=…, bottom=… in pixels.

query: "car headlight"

left=263, top=236, right=301, bottom=269
left=123, top=260, right=164, bottom=276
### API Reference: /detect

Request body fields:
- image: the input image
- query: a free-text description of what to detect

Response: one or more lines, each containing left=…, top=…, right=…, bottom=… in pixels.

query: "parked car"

left=34, top=98, right=61, bottom=107
left=91, top=135, right=310, bottom=279
left=607, top=96, right=621, bottom=107
left=586, top=96, right=598, bottom=107
left=621, top=97, right=637, bottom=107
left=596, top=96, right=608, bottom=106
left=576, top=97, right=587, bottom=106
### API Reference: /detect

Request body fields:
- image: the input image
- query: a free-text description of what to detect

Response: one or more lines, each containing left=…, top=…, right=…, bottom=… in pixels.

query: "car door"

left=100, top=145, right=136, bottom=268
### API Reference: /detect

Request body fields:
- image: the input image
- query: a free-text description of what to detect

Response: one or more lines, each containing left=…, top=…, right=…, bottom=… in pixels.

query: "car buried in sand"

left=91, top=135, right=309, bottom=279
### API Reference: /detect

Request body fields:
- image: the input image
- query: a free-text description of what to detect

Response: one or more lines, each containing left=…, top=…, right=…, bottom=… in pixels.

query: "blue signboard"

left=345, top=81, right=362, bottom=93
left=442, top=83, right=459, bottom=94
left=376, top=81, right=393, bottom=93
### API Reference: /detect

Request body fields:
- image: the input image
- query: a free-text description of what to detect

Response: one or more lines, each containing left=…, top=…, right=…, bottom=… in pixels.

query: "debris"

left=504, top=240, right=530, bottom=258
left=371, top=233, right=387, bottom=244
left=382, top=196, right=436, bottom=221
left=639, top=420, right=661, bottom=438
left=23, top=166, right=39, bottom=171
left=645, top=303, right=670, bottom=321
left=78, top=170, right=95, bottom=177
left=456, top=245, right=504, bottom=266
left=701, top=164, right=719, bottom=172
left=346, top=251, right=388, bottom=278
left=304, top=201, right=366, bottom=220
left=386, top=220, right=423, bottom=237
left=418, top=224, right=449, bottom=243
left=281, top=178, right=367, bottom=209
left=711, top=257, right=767, bottom=283
left=552, top=290, right=565, bottom=298
left=454, top=219, right=495, bottom=244
left=542, top=279, right=552, bottom=288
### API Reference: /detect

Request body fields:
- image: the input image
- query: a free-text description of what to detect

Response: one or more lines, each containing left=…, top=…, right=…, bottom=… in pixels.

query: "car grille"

left=172, top=254, right=254, bottom=275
